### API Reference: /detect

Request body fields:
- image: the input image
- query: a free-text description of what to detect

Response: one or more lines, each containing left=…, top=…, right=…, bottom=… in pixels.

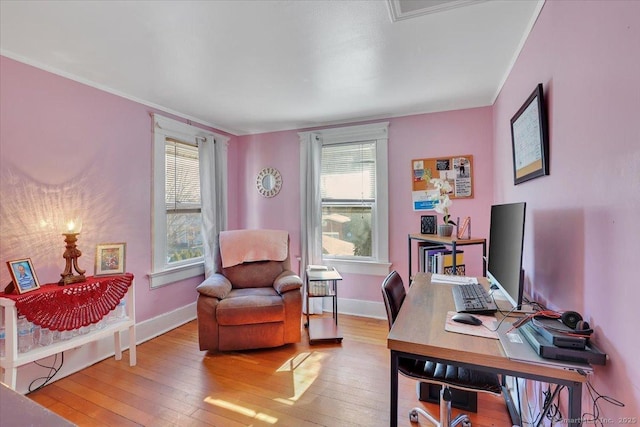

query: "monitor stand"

left=492, top=291, right=536, bottom=314
left=512, top=303, right=536, bottom=314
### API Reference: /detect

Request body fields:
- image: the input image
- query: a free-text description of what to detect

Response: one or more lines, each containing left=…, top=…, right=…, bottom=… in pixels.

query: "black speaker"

left=560, top=311, right=583, bottom=329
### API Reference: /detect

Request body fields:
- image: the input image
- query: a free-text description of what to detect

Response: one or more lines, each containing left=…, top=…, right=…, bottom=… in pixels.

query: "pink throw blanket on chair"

left=219, top=229, right=288, bottom=268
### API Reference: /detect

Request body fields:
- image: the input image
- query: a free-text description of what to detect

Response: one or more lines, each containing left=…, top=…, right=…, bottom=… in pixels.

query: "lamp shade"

left=64, top=218, right=82, bottom=234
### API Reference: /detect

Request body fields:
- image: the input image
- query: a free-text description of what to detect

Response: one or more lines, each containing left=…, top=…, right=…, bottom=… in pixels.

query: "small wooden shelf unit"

left=408, top=233, right=487, bottom=280
left=304, top=267, right=343, bottom=344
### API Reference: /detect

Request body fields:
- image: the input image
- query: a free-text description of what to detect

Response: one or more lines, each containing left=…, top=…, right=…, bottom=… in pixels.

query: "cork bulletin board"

left=411, top=155, right=474, bottom=211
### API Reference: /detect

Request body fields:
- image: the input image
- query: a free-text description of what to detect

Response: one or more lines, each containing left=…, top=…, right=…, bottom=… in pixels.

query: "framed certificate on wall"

left=511, top=83, right=550, bottom=185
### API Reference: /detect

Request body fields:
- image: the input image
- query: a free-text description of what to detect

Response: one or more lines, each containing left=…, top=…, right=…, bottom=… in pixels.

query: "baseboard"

left=135, top=301, right=197, bottom=343
left=324, top=297, right=387, bottom=320
left=12, top=302, right=196, bottom=394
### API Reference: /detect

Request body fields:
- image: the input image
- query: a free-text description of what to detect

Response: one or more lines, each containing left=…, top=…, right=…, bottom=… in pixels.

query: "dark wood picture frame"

left=510, top=83, right=550, bottom=185
left=7, top=258, right=41, bottom=294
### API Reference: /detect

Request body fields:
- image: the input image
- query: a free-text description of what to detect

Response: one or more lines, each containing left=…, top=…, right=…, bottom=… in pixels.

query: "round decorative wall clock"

left=256, top=167, right=282, bottom=198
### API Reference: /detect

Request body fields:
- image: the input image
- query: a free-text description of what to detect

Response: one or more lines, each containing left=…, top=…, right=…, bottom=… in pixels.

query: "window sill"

left=322, top=259, right=391, bottom=276
left=148, top=262, right=204, bottom=288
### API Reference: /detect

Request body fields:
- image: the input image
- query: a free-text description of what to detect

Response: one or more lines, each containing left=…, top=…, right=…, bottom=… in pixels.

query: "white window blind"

left=321, top=142, right=376, bottom=202
left=165, top=138, right=201, bottom=213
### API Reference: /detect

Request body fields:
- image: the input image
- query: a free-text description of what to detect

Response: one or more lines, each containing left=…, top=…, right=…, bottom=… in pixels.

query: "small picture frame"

left=95, top=243, right=126, bottom=276
left=421, top=215, right=437, bottom=234
left=7, top=258, right=41, bottom=294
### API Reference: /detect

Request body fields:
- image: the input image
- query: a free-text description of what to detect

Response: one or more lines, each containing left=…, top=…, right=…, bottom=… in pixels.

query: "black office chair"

left=382, top=270, right=502, bottom=426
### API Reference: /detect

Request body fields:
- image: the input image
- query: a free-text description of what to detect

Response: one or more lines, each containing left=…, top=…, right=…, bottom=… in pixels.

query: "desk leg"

left=452, top=241, right=457, bottom=275
left=567, top=381, right=583, bottom=427
left=6, top=367, right=17, bottom=390
left=333, top=280, right=338, bottom=324
left=390, top=350, right=399, bottom=427
left=114, top=330, right=122, bottom=361
left=305, top=278, right=310, bottom=329
left=407, top=235, right=412, bottom=281
left=128, top=324, right=137, bottom=366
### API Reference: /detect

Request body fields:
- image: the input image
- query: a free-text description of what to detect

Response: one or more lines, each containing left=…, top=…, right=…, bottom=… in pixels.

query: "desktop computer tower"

left=418, top=382, right=478, bottom=412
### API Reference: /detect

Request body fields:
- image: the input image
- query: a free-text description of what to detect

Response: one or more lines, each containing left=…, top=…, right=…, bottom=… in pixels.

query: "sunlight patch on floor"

left=203, top=397, right=278, bottom=424
left=275, top=351, right=313, bottom=372
left=273, top=351, right=327, bottom=405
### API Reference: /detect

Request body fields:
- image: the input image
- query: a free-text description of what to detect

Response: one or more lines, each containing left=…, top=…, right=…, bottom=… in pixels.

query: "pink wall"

left=235, top=107, right=494, bottom=300
left=493, top=0, right=639, bottom=417
left=234, top=131, right=303, bottom=274
left=0, top=56, right=237, bottom=323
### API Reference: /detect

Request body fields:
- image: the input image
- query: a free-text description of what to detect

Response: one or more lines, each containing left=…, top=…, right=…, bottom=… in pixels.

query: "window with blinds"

left=321, top=141, right=376, bottom=258
left=165, top=138, right=203, bottom=264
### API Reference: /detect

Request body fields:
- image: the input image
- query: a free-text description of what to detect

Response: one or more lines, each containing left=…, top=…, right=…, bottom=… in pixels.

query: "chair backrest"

left=381, top=270, right=406, bottom=330
left=215, top=230, right=292, bottom=288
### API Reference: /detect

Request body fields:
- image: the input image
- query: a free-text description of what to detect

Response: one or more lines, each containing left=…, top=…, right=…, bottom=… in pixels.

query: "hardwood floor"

left=28, top=315, right=512, bottom=426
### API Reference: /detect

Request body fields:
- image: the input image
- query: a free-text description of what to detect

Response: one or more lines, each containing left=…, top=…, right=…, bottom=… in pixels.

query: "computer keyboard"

left=431, top=273, right=478, bottom=285
left=452, top=283, right=498, bottom=314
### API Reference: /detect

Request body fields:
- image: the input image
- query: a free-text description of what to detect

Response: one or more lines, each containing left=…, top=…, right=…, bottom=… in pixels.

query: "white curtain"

left=199, top=137, right=228, bottom=278
left=299, top=132, right=324, bottom=314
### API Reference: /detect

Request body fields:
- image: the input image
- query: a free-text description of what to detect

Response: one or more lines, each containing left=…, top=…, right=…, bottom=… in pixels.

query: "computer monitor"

left=487, top=202, right=526, bottom=310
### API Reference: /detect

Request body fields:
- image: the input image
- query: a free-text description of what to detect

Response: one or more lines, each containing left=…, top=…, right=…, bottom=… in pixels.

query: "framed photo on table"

left=7, top=258, right=41, bottom=294
left=95, top=243, right=126, bottom=276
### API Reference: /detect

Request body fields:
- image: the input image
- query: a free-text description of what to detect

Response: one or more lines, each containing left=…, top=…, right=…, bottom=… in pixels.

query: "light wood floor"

left=28, top=315, right=512, bottom=426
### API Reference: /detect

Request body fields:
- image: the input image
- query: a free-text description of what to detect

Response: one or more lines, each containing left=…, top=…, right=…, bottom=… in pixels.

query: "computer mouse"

left=452, top=313, right=483, bottom=326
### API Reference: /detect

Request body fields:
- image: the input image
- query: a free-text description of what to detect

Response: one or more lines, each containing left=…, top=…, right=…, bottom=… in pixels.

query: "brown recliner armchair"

left=196, top=229, right=303, bottom=352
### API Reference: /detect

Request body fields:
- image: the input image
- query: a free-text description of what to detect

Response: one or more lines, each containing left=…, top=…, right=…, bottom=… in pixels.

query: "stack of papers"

left=430, top=273, right=478, bottom=284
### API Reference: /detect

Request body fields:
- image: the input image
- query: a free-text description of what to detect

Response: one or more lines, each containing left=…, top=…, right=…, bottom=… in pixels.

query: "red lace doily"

left=1, top=273, right=133, bottom=331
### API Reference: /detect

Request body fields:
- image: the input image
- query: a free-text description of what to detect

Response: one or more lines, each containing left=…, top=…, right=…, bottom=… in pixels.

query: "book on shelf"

left=418, top=243, right=445, bottom=273
left=442, top=251, right=464, bottom=267
left=443, top=265, right=466, bottom=275
left=423, top=249, right=464, bottom=274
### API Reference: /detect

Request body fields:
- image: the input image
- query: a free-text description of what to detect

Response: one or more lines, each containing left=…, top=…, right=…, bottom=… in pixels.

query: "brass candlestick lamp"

left=59, top=219, right=86, bottom=285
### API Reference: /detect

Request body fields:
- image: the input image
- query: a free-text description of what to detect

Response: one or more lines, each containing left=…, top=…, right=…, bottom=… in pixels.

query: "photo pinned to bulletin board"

left=412, top=155, right=474, bottom=211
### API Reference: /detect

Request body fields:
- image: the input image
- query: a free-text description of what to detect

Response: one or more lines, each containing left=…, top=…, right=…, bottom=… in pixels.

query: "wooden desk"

left=387, top=273, right=586, bottom=427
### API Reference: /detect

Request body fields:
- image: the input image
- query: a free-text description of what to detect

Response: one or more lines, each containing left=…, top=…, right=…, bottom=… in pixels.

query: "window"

left=321, top=141, right=376, bottom=259
left=151, top=115, right=227, bottom=288
left=165, top=138, right=203, bottom=264
left=300, top=122, right=390, bottom=276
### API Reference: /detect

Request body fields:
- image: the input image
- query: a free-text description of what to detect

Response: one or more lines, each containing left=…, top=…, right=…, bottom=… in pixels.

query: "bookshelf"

left=408, top=234, right=486, bottom=280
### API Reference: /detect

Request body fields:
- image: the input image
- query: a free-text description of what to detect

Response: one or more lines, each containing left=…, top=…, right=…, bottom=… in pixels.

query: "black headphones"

left=560, top=311, right=593, bottom=335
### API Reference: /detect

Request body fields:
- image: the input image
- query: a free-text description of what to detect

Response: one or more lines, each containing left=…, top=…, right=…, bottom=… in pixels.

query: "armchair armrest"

left=274, top=270, right=303, bottom=294
left=197, top=274, right=232, bottom=299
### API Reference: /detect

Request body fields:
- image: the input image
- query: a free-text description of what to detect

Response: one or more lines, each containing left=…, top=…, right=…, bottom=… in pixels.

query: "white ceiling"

left=0, top=0, right=543, bottom=136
